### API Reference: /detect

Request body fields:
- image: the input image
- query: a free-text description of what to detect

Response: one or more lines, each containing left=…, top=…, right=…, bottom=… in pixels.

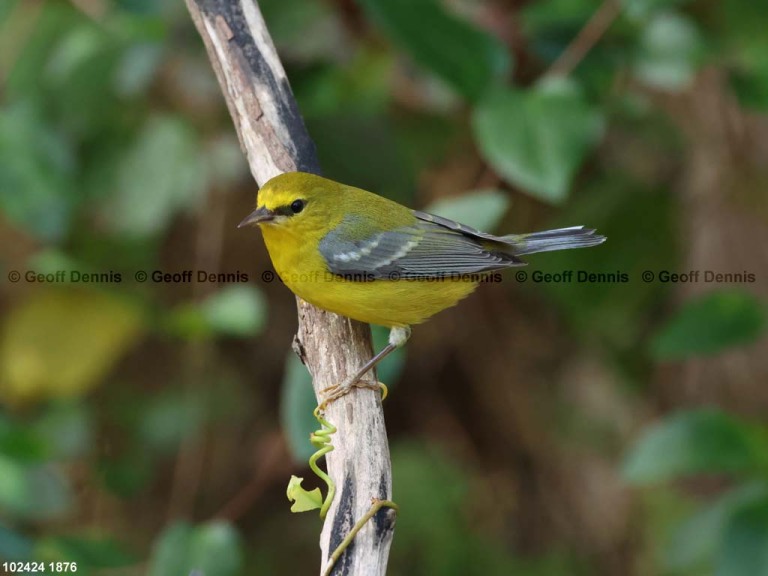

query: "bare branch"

left=544, top=0, right=621, bottom=80
left=184, top=1, right=395, bottom=574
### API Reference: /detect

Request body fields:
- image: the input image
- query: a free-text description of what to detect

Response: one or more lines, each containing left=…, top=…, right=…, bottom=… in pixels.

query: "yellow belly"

left=286, top=273, right=479, bottom=327
left=261, top=225, right=479, bottom=327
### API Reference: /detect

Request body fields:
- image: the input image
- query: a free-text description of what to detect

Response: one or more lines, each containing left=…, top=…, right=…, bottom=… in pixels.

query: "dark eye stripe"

left=274, top=199, right=307, bottom=217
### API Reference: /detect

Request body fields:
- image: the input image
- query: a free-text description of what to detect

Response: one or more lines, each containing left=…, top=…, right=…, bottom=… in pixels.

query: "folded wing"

left=319, top=212, right=523, bottom=279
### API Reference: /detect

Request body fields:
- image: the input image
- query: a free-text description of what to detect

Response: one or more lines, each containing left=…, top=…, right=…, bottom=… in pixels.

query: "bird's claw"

left=318, top=380, right=387, bottom=411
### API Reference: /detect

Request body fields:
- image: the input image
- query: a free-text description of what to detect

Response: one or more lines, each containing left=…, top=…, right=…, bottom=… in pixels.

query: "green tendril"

left=288, top=380, right=395, bottom=572
left=309, top=406, right=336, bottom=519
left=323, top=499, right=399, bottom=576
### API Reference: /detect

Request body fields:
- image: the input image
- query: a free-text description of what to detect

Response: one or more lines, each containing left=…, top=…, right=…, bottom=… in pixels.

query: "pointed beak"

left=238, top=206, right=275, bottom=228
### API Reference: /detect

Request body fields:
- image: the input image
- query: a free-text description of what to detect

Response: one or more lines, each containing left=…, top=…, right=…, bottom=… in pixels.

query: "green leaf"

left=148, top=521, right=243, bottom=576
left=666, top=483, right=768, bottom=572
left=717, top=497, right=768, bottom=576
left=139, top=388, right=206, bottom=453
left=286, top=475, right=323, bottom=513
left=167, top=285, right=266, bottom=340
left=0, top=103, right=75, bottom=241
left=43, top=21, right=124, bottom=137
left=426, top=190, right=510, bottom=232
left=356, top=0, right=510, bottom=101
left=45, top=25, right=106, bottom=84
left=101, top=115, right=205, bottom=237
left=623, top=409, right=768, bottom=484
left=0, top=455, right=30, bottom=515
left=148, top=523, right=194, bottom=576
left=164, top=304, right=210, bottom=341
left=633, top=12, right=703, bottom=92
left=0, top=456, right=72, bottom=521
left=199, top=285, right=266, bottom=337
left=280, top=353, right=318, bottom=462
left=651, top=290, right=766, bottom=360
left=188, top=523, right=243, bottom=576
left=114, top=42, right=164, bottom=97
left=472, top=83, right=603, bottom=204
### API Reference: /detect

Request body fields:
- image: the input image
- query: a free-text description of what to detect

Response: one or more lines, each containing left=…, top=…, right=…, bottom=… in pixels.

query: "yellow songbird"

left=239, top=172, right=605, bottom=403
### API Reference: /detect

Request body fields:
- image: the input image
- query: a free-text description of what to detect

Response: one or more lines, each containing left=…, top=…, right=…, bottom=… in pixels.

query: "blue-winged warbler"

left=240, top=172, right=605, bottom=403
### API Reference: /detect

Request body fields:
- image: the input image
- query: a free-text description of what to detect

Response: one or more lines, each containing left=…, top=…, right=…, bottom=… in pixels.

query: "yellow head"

left=238, top=172, right=345, bottom=234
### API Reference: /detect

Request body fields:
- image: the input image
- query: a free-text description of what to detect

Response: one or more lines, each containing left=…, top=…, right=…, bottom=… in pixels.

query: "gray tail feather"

left=501, top=226, right=606, bottom=256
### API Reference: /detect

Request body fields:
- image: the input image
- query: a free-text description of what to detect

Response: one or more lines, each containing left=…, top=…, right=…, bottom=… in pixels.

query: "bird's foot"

left=318, top=379, right=388, bottom=411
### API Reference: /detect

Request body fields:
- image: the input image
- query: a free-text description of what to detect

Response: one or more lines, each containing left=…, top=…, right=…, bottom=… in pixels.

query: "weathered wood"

left=184, top=1, right=395, bottom=574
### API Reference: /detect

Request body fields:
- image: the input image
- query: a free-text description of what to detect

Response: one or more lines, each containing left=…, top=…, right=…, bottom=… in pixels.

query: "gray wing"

left=411, top=210, right=509, bottom=243
left=319, top=212, right=523, bottom=280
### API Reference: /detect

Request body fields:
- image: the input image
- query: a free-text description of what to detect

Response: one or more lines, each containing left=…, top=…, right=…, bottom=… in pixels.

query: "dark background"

left=1, top=0, right=767, bottom=574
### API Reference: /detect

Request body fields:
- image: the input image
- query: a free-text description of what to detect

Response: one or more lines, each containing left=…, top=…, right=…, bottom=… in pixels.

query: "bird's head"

left=238, top=172, right=342, bottom=233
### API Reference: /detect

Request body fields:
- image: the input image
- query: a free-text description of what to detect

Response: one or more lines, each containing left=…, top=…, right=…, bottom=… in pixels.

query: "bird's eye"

left=290, top=199, right=305, bottom=214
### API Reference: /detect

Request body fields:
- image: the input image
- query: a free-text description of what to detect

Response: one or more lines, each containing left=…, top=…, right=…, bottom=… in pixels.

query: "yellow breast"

left=260, top=224, right=479, bottom=327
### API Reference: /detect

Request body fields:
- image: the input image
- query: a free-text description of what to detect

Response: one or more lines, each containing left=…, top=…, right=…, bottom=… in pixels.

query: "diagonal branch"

left=184, top=1, right=396, bottom=574
left=543, top=0, right=621, bottom=80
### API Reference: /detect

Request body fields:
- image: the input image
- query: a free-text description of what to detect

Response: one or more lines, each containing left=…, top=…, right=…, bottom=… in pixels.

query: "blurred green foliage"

left=625, top=409, right=768, bottom=575
left=148, top=522, right=243, bottom=576
left=651, top=291, right=766, bottom=360
left=472, top=80, right=604, bottom=202
left=390, top=444, right=586, bottom=576
left=1, top=289, right=144, bottom=403
left=0, top=0, right=767, bottom=574
left=624, top=303, right=768, bottom=575
left=358, top=0, right=511, bottom=101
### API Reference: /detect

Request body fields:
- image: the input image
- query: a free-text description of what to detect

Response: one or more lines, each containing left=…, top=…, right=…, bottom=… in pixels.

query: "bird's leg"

left=320, top=326, right=411, bottom=408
